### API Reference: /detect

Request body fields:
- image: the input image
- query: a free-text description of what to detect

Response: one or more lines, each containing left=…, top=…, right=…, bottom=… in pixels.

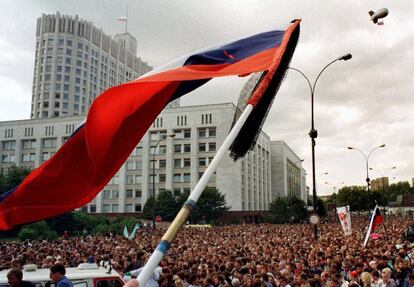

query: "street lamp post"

left=151, top=134, right=175, bottom=227
left=347, top=144, right=386, bottom=193
left=289, top=53, right=352, bottom=240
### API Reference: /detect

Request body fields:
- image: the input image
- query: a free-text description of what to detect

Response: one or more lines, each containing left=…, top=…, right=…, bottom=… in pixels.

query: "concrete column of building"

left=15, top=136, right=22, bottom=167
left=118, top=164, right=126, bottom=212
left=165, top=130, right=174, bottom=190
left=34, top=134, right=42, bottom=167
left=190, top=126, right=198, bottom=190
left=96, top=190, right=103, bottom=213
left=141, top=134, right=150, bottom=205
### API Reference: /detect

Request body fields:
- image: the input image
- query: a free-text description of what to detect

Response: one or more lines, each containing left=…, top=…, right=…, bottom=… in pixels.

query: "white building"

left=31, top=13, right=153, bottom=119
left=270, top=141, right=307, bottom=202
left=0, top=103, right=280, bottom=213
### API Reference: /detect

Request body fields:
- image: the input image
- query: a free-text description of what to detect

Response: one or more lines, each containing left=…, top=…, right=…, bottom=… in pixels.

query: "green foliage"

left=155, top=190, right=180, bottom=221
left=386, top=181, right=413, bottom=202
left=192, top=188, right=230, bottom=223
left=141, top=197, right=156, bottom=220
left=336, top=186, right=372, bottom=210
left=316, top=197, right=327, bottom=217
left=331, top=181, right=414, bottom=210
left=46, top=212, right=78, bottom=235
left=73, top=211, right=108, bottom=233
left=18, top=221, right=58, bottom=241
left=106, top=216, right=140, bottom=235
left=266, top=197, right=307, bottom=224
left=0, top=165, right=31, bottom=195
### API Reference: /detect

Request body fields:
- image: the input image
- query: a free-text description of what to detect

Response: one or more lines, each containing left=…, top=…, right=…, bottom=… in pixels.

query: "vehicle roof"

left=0, top=265, right=121, bottom=283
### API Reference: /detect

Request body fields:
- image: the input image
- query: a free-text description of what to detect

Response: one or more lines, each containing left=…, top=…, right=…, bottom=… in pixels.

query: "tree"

left=18, top=221, right=58, bottom=240
left=266, top=197, right=307, bottom=224
left=155, top=190, right=180, bottom=221
left=386, top=181, right=412, bottom=202
left=177, top=187, right=229, bottom=223
left=0, top=165, right=31, bottom=195
left=336, top=186, right=375, bottom=210
left=316, top=197, right=327, bottom=217
left=141, top=197, right=156, bottom=220
left=73, top=211, right=108, bottom=234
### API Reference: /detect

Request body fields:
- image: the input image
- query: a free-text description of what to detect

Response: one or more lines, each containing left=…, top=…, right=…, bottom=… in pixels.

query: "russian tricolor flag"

left=0, top=20, right=300, bottom=230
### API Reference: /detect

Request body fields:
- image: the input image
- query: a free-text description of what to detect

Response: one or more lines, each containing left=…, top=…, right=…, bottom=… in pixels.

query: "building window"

left=89, top=205, right=96, bottom=213
left=184, top=129, right=191, bottom=138
left=174, top=144, right=181, bottom=153
left=174, top=158, right=181, bottom=168
left=4, top=129, right=14, bottom=138
left=183, top=144, right=190, bottom=153
left=126, top=161, right=135, bottom=170
left=199, top=157, right=207, bottom=166
left=159, top=145, right=166, bottom=154
left=159, top=159, right=166, bottom=168
left=135, top=190, right=142, bottom=198
left=22, top=139, right=36, bottom=149
left=173, top=173, right=181, bottom=183
left=198, top=128, right=206, bottom=138
left=209, top=127, right=216, bottom=137
left=125, top=204, right=133, bottom=212
left=112, top=204, right=119, bottom=213
left=103, top=204, right=110, bottom=213
left=112, top=190, right=119, bottom=199
left=209, top=142, right=216, bottom=152
left=183, top=173, right=190, bottom=182
left=41, top=138, right=57, bottom=148
left=183, top=158, right=191, bottom=167
left=1, top=140, right=16, bottom=150
left=134, top=147, right=142, bottom=156
left=103, top=190, right=111, bottom=200
left=173, top=189, right=181, bottom=196
left=126, top=189, right=133, bottom=198
left=198, top=143, right=206, bottom=152
left=22, top=153, right=35, bottom=162
left=159, top=174, right=166, bottom=183
left=135, top=204, right=142, bottom=212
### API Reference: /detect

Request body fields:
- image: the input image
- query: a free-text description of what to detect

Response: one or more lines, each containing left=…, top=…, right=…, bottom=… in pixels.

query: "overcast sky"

left=1, top=0, right=413, bottom=195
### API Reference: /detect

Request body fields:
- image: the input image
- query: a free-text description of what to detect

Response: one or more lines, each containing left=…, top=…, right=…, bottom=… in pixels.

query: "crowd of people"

left=1, top=215, right=414, bottom=287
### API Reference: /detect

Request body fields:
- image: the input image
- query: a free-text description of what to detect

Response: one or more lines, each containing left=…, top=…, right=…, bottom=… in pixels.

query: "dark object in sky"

left=369, top=8, right=389, bottom=25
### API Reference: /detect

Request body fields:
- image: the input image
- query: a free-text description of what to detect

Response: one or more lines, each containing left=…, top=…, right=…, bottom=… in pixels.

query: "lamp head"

left=347, top=147, right=353, bottom=150
left=379, top=144, right=385, bottom=148
left=338, top=53, right=352, bottom=61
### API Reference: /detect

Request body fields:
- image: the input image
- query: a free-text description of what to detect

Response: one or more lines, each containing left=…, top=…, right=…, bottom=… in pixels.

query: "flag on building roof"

left=0, top=19, right=301, bottom=230
left=116, top=16, right=127, bottom=22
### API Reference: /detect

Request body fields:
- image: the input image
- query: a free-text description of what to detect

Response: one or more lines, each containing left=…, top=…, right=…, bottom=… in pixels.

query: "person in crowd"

left=7, top=269, right=36, bottom=287
left=50, top=263, right=73, bottom=287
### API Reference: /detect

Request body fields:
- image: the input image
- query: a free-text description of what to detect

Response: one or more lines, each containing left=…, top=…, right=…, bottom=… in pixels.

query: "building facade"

left=371, top=177, right=389, bottom=191
left=270, top=141, right=307, bottom=202
left=31, top=13, right=153, bottom=119
left=0, top=103, right=278, bottom=213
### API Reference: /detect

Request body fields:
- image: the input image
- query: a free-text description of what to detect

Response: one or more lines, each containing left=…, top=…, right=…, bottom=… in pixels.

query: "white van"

left=0, top=264, right=124, bottom=287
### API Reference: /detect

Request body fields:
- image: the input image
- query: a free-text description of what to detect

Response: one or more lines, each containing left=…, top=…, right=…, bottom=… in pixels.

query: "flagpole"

left=125, top=4, right=128, bottom=33
left=137, top=104, right=254, bottom=287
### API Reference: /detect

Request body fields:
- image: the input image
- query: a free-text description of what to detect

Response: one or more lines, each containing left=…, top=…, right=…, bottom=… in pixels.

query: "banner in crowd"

left=337, top=205, right=352, bottom=236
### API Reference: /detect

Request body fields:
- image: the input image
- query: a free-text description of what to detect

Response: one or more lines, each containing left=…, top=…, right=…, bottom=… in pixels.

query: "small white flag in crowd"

left=337, top=205, right=352, bottom=236
left=123, top=224, right=140, bottom=241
